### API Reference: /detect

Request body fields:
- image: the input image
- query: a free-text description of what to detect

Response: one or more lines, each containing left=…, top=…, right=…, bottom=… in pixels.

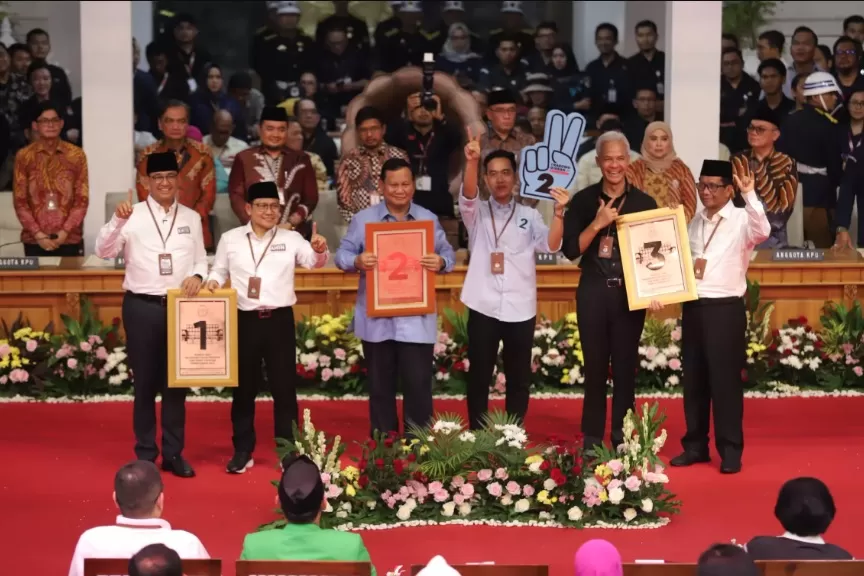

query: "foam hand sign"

left=520, top=110, right=586, bottom=202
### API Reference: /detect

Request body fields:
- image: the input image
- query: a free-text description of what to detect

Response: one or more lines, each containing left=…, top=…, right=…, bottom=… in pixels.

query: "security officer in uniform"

left=376, top=1, right=435, bottom=73
left=250, top=1, right=281, bottom=77
left=316, top=1, right=371, bottom=60
left=486, top=1, right=535, bottom=65
left=374, top=1, right=402, bottom=51
left=258, top=1, right=316, bottom=104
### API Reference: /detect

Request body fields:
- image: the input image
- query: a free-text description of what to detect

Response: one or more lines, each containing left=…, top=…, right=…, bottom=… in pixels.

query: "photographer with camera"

left=385, top=55, right=464, bottom=249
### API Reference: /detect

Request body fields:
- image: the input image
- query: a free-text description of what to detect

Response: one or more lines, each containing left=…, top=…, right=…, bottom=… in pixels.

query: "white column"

left=571, top=1, right=626, bottom=69
left=664, top=1, right=722, bottom=179
left=81, top=0, right=134, bottom=254
left=132, top=0, right=153, bottom=70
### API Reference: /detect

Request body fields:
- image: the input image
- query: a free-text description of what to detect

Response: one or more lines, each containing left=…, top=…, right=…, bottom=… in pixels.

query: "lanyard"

left=701, top=217, right=723, bottom=252
left=604, top=193, right=627, bottom=237
left=145, top=200, right=179, bottom=251
left=850, top=130, right=861, bottom=155
left=489, top=201, right=517, bottom=249
left=414, top=131, right=434, bottom=175
left=157, top=73, right=168, bottom=95
left=247, top=229, right=277, bottom=275
left=183, top=52, right=195, bottom=78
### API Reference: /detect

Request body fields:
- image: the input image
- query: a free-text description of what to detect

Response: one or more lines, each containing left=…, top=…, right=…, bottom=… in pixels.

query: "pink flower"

left=624, top=475, right=641, bottom=491
left=670, top=328, right=682, bottom=341
left=433, top=489, right=449, bottom=502
left=486, top=482, right=503, bottom=497
left=495, top=468, right=508, bottom=480
left=25, top=339, right=38, bottom=352
left=427, top=481, right=443, bottom=493
left=334, top=348, right=347, bottom=360
left=855, top=366, right=864, bottom=377
left=408, top=480, right=428, bottom=500
left=477, top=469, right=493, bottom=482
left=582, top=484, right=601, bottom=507
left=326, top=483, right=343, bottom=498
left=79, top=341, right=92, bottom=353
left=96, top=346, right=109, bottom=360
left=0, top=343, right=9, bottom=357
left=453, top=493, right=465, bottom=505
left=607, top=479, right=623, bottom=492
left=385, top=497, right=397, bottom=509
left=84, top=365, right=96, bottom=377
left=67, top=358, right=78, bottom=370
left=451, top=475, right=465, bottom=488
left=460, top=483, right=475, bottom=497
left=433, top=342, right=446, bottom=355
left=522, top=485, right=535, bottom=497
left=607, top=459, right=624, bottom=476
left=644, top=346, right=659, bottom=360
left=321, top=472, right=331, bottom=484
left=506, top=481, right=521, bottom=495
left=463, top=359, right=470, bottom=370
left=668, top=358, right=682, bottom=371
left=843, top=343, right=854, bottom=355
left=9, top=368, right=29, bottom=383
left=438, top=332, right=449, bottom=343
left=496, top=372, right=507, bottom=387
left=88, top=335, right=103, bottom=346
left=0, top=375, right=7, bottom=385
left=321, top=368, right=333, bottom=381
left=654, top=464, right=665, bottom=474
left=98, top=369, right=106, bottom=379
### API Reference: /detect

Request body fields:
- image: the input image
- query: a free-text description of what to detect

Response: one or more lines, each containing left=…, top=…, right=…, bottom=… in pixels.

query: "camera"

left=421, top=52, right=437, bottom=111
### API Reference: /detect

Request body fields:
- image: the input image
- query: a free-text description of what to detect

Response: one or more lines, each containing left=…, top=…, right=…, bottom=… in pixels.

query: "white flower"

left=514, top=498, right=530, bottom=513
left=336, top=510, right=349, bottom=518
left=623, top=508, right=638, bottom=522
left=458, top=431, right=476, bottom=443
left=432, top=420, right=462, bottom=435
left=396, top=504, right=412, bottom=521
left=529, top=461, right=542, bottom=473
left=348, top=355, right=359, bottom=365
left=538, top=511, right=552, bottom=520
left=608, top=487, right=625, bottom=505
left=441, top=502, right=456, bottom=517
left=305, top=339, right=315, bottom=349
left=543, top=478, right=557, bottom=491
left=567, top=506, right=583, bottom=521
left=458, top=503, right=472, bottom=516
left=366, top=500, right=377, bottom=510
left=500, top=494, right=513, bottom=506
left=641, top=498, right=654, bottom=513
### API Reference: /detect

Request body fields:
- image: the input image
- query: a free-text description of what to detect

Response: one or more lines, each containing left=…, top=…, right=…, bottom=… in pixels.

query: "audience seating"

left=83, top=557, right=221, bottom=576
left=409, top=565, right=548, bottom=576
left=622, top=560, right=864, bottom=575
left=235, top=560, right=373, bottom=576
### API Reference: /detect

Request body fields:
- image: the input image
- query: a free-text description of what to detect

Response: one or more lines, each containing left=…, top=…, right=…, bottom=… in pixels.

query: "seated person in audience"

left=437, top=23, right=483, bottom=86
left=527, top=106, right=546, bottom=140
left=13, top=101, right=88, bottom=257
left=745, top=477, right=853, bottom=560
left=240, top=454, right=376, bottom=574
left=19, top=61, right=56, bottom=142
left=129, top=544, right=182, bottom=576
left=228, top=71, right=265, bottom=142
left=296, top=97, right=338, bottom=179
left=317, top=27, right=371, bottom=121
left=68, top=460, right=209, bottom=576
left=190, top=64, right=245, bottom=139
left=202, top=109, right=249, bottom=170
left=697, top=544, right=759, bottom=576
left=521, top=73, right=554, bottom=111
left=286, top=116, right=328, bottom=195
left=573, top=539, right=622, bottom=576
left=622, top=86, right=659, bottom=152
left=146, top=42, right=190, bottom=107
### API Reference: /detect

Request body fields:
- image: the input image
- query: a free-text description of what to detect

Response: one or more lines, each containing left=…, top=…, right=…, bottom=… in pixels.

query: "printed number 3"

left=535, top=174, right=553, bottom=194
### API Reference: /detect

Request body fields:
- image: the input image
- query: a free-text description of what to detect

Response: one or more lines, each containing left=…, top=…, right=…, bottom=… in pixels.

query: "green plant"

left=443, top=308, right=468, bottom=344
left=722, top=1, right=782, bottom=48
left=746, top=278, right=774, bottom=344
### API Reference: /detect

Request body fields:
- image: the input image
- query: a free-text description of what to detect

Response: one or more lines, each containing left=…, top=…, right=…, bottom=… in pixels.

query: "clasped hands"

left=35, top=230, right=68, bottom=252
left=354, top=252, right=443, bottom=272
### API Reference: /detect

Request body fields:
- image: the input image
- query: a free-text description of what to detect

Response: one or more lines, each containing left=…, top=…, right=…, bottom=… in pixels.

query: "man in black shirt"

left=561, top=131, right=656, bottom=452
left=315, top=0, right=370, bottom=59
left=833, top=36, right=864, bottom=104
left=755, top=59, right=795, bottom=124
left=25, top=28, right=72, bottom=107
left=627, top=20, right=665, bottom=114
left=622, top=86, right=659, bottom=152
left=720, top=47, right=760, bottom=153
left=478, top=35, right=529, bottom=94
left=586, top=23, right=633, bottom=121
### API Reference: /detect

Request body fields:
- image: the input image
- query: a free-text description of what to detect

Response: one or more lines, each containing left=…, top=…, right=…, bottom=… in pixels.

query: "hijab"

left=641, top=121, right=678, bottom=173
left=574, top=540, right=623, bottom=576
left=441, top=23, right=479, bottom=64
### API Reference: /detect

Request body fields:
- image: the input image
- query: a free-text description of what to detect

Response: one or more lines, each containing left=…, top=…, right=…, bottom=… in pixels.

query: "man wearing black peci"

left=561, top=131, right=656, bottom=452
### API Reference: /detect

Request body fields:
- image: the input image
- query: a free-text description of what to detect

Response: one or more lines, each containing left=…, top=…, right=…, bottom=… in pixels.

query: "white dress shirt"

left=202, top=135, right=249, bottom=169
left=68, top=516, right=209, bottom=576
left=459, top=189, right=562, bottom=322
left=207, top=223, right=329, bottom=311
left=94, top=196, right=209, bottom=296
left=688, top=190, right=771, bottom=298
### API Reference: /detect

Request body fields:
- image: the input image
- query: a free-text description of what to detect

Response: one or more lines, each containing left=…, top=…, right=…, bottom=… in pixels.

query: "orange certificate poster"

left=167, top=289, right=239, bottom=388
left=365, top=220, right=436, bottom=317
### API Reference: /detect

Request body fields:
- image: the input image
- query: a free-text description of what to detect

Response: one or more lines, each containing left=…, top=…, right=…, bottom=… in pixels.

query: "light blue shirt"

left=334, top=202, right=456, bottom=344
left=459, top=189, right=561, bottom=322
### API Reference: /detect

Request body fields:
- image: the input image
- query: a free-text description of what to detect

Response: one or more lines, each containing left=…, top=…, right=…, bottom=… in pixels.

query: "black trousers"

left=681, top=297, right=746, bottom=462
left=363, top=339, right=434, bottom=436
left=24, top=242, right=83, bottom=257
left=466, top=308, right=535, bottom=430
left=577, top=276, right=646, bottom=449
left=122, top=293, right=188, bottom=461
left=233, top=307, right=299, bottom=453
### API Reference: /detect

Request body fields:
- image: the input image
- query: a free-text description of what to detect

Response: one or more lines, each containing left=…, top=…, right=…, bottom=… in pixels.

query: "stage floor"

left=2, top=397, right=862, bottom=575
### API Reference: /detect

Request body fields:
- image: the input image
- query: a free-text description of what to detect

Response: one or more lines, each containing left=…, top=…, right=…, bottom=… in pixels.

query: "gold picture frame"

left=616, top=206, right=698, bottom=311
left=166, top=288, right=239, bottom=388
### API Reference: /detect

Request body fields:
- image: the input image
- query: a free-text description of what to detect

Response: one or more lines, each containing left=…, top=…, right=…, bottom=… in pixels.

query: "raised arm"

left=94, top=190, right=133, bottom=259
left=733, top=173, right=771, bottom=248
left=458, top=127, right=482, bottom=230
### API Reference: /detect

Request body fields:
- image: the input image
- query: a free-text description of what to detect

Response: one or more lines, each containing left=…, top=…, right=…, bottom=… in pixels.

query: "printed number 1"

left=535, top=174, right=554, bottom=195
left=193, top=320, right=207, bottom=351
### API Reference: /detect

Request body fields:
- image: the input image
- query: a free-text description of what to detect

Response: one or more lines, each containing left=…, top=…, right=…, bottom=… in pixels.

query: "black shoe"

left=720, top=460, right=742, bottom=474
left=162, top=455, right=196, bottom=478
left=227, top=452, right=254, bottom=474
left=669, top=452, right=711, bottom=467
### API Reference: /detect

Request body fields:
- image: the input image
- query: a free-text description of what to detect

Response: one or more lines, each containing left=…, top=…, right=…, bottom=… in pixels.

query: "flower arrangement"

left=295, top=312, right=365, bottom=394
left=0, top=315, right=54, bottom=391
left=637, top=318, right=683, bottom=390
left=263, top=402, right=677, bottom=531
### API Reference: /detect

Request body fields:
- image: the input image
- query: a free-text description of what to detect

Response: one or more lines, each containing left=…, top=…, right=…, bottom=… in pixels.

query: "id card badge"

left=187, top=78, right=198, bottom=93
left=608, top=87, right=617, bottom=104
left=490, top=252, right=505, bottom=274
left=158, top=253, right=173, bottom=276
left=694, top=257, right=707, bottom=280
left=248, top=277, right=262, bottom=300
left=598, top=237, right=614, bottom=259
left=416, top=175, right=432, bottom=191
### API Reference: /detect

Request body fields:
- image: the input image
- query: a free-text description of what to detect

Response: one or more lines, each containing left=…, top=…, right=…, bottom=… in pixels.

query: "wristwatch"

left=837, top=227, right=848, bottom=233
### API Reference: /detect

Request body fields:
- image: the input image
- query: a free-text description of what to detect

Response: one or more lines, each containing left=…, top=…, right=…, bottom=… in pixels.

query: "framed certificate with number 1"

left=365, top=220, right=437, bottom=318
left=166, top=288, right=239, bottom=388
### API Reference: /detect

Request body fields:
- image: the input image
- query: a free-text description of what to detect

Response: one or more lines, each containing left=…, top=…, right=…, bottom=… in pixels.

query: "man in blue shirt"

left=334, top=158, right=456, bottom=436
left=459, top=139, right=567, bottom=430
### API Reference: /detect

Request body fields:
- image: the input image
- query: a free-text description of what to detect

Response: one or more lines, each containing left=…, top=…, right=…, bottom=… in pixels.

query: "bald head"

left=210, top=109, right=234, bottom=147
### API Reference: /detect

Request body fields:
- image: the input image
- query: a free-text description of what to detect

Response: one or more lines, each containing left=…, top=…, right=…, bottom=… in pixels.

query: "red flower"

left=375, top=458, right=384, bottom=469
left=112, top=317, right=121, bottom=326
left=769, top=343, right=777, bottom=351
left=783, top=349, right=792, bottom=356
left=805, top=326, right=812, bottom=333
left=556, top=445, right=566, bottom=455
left=772, top=329, right=780, bottom=337
left=384, top=437, right=394, bottom=448
left=407, top=453, right=417, bottom=462
left=741, top=369, right=749, bottom=382
left=453, top=360, right=466, bottom=372
left=393, top=459, right=405, bottom=475
left=814, top=340, right=824, bottom=349
left=540, top=460, right=550, bottom=471
left=550, top=468, right=566, bottom=485
left=368, top=440, right=377, bottom=451
left=350, top=364, right=361, bottom=373
left=413, top=471, right=428, bottom=483
left=358, top=475, right=369, bottom=488
left=571, top=464, right=582, bottom=475
left=798, top=315, right=808, bottom=324
left=358, top=459, right=367, bottom=470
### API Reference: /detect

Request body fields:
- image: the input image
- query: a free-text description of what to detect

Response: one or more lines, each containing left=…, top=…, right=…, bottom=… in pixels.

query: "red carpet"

left=2, top=397, right=862, bottom=575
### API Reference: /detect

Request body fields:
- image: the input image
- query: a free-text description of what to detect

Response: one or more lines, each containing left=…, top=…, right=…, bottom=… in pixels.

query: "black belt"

left=684, top=296, right=743, bottom=307
left=239, top=306, right=290, bottom=319
left=605, top=278, right=623, bottom=288
left=126, top=292, right=167, bottom=306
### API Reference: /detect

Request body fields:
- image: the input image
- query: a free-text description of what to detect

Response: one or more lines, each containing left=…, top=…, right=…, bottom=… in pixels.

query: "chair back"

left=622, top=560, right=864, bottom=576
left=83, top=557, right=221, bottom=576
left=410, top=565, right=549, bottom=576
left=235, top=560, right=373, bottom=576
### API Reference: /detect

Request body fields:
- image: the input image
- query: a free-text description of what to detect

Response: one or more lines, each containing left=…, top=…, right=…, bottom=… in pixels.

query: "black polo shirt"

left=627, top=50, right=666, bottom=98
left=586, top=53, right=634, bottom=118
left=561, top=181, right=657, bottom=279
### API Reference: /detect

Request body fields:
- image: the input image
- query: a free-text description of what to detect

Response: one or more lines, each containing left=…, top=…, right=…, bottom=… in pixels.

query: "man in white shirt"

left=68, top=460, right=209, bottom=576
left=666, top=160, right=770, bottom=475
left=203, top=109, right=249, bottom=170
left=206, top=181, right=329, bottom=474
left=459, top=137, right=567, bottom=429
left=95, top=152, right=207, bottom=478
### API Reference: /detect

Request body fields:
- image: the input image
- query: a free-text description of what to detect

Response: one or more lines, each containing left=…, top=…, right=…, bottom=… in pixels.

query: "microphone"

left=0, top=235, right=58, bottom=250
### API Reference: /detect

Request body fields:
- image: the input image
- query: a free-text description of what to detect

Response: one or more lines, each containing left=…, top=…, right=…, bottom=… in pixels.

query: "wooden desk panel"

left=0, top=252, right=861, bottom=333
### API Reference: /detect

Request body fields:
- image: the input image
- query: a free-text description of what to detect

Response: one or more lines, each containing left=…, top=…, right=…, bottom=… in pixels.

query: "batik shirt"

left=731, top=149, right=798, bottom=248
left=337, top=143, right=408, bottom=223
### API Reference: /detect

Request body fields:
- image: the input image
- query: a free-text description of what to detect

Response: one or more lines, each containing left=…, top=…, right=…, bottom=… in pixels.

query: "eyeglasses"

left=36, top=117, right=62, bottom=125
left=697, top=182, right=729, bottom=193
left=836, top=49, right=857, bottom=56
left=746, top=124, right=775, bottom=134
left=252, top=202, right=281, bottom=212
left=150, top=173, right=178, bottom=183
left=851, top=100, right=864, bottom=109
left=489, top=106, right=517, bottom=116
